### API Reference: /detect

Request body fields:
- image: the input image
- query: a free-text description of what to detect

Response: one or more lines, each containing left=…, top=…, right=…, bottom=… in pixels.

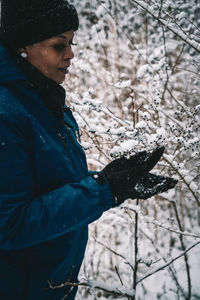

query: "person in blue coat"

left=0, top=0, right=177, bottom=299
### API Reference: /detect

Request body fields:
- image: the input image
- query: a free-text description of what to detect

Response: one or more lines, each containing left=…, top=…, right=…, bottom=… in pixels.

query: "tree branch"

left=137, top=241, right=200, bottom=284
left=94, top=237, right=135, bottom=272
left=129, top=0, right=200, bottom=53
left=48, top=279, right=135, bottom=298
left=146, top=219, right=200, bottom=239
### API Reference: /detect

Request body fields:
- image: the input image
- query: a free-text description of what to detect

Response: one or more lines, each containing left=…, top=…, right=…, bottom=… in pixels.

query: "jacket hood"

left=0, top=42, right=26, bottom=84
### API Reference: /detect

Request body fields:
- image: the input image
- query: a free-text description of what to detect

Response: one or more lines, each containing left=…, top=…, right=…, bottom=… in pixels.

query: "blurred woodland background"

left=62, top=1, right=200, bottom=299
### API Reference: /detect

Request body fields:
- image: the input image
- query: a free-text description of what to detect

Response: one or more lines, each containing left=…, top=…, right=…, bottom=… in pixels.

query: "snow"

left=66, top=0, right=200, bottom=298
left=115, top=80, right=131, bottom=89
left=137, top=64, right=150, bottom=79
left=120, top=140, right=138, bottom=153
left=135, top=120, right=147, bottom=129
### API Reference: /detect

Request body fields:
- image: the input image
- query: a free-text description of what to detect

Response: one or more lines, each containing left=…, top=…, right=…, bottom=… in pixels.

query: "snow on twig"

left=129, top=0, right=200, bottom=53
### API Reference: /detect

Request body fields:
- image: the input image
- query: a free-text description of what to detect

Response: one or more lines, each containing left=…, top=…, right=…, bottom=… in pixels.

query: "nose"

left=64, top=46, right=74, bottom=60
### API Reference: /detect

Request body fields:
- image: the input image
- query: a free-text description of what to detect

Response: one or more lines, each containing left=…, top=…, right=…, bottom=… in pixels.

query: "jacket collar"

left=17, top=57, right=66, bottom=124
left=0, top=42, right=66, bottom=124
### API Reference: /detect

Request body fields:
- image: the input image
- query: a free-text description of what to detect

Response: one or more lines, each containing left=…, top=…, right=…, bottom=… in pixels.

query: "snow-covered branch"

left=129, top=0, right=200, bottom=53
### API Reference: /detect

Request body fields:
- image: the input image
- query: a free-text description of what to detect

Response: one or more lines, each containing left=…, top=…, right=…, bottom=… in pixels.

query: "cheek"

left=27, top=50, right=44, bottom=71
left=27, top=46, right=62, bottom=79
left=39, top=51, right=61, bottom=73
left=29, top=54, right=53, bottom=75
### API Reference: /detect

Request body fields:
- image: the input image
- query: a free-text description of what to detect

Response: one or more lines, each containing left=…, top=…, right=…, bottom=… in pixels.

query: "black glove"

left=101, top=147, right=177, bottom=204
left=102, top=146, right=164, bottom=192
left=113, top=173, right=177, bottom=203
left=102, top=147, right=165, bottom=185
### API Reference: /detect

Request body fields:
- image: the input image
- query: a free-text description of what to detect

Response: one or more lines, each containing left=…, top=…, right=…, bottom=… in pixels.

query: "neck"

left=17, top=57, right=66, bottom=124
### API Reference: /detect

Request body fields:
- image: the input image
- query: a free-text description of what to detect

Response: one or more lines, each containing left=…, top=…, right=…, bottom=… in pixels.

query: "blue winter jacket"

left=0, top=42, right=115, bottom=299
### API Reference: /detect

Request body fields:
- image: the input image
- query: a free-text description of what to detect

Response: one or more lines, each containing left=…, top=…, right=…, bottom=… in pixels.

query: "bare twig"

left=133, top=199, right=139, bottom=291
left=171, top=44, right=185, bottom=74
left=147, top=220, right=200, bottom=239
left=161, top=25, right=170, bottom=102
left=158, top=0, right=163, bottom=19
left=163, top=156, right=200, bottom=207
left=172, top=202, right=192, bottom=299
left=115, top=266, right=124, bottom=286
left=140, top=228, right=187, bottom=299
left=48, top=279, right=135, bottom=298
left=137, top=241, right=200, bottom=284
left=102, top=106, right=131, bottom=126
left=94, top=237, right=135, bottom=272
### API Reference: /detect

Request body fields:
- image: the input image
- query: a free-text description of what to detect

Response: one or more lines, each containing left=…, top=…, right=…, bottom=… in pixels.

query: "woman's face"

left=21, top=30, right=75, bottom=83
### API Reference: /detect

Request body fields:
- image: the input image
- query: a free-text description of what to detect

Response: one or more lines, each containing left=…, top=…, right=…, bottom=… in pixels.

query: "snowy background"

left=63, top=1, right=200, bottom=299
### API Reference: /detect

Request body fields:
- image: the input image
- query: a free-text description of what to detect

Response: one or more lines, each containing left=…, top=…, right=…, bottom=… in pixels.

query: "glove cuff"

left=90, top=172, right=120, bottom=206
left=90, top=172, right=107, bottom=185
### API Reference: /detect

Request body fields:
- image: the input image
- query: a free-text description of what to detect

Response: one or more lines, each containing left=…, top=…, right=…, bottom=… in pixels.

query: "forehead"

left=46, top=30, right=75, bottom=43
left=30, top=30, right=75, bottom=50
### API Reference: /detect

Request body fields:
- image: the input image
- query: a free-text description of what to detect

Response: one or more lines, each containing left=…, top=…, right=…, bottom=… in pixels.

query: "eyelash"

left=53, top=41, right=77, bottom=52
left=70, top=41, right=77, bottom=46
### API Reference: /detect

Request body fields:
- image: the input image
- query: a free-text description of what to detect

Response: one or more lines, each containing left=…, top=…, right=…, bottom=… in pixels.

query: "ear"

left=18, top=47, right=26, bottom=55
left=17, top=47, right=28, bottom=58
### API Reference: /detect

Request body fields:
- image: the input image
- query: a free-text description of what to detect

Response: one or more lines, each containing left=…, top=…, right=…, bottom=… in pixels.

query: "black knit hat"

left=0, top=0, right=79, bottom=50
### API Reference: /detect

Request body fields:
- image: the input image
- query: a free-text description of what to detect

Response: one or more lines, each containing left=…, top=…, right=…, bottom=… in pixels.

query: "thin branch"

left=75, top=110, right=111, bottom=161
left=48, top=279, right=135, bottom=298
left=172, top=202, right=191, bottom=299
left=133, top=199, right=139, bottom=290
left=163, top=156, right=200, bottom=207
left=115, top=266, right=124, bottom=286
left=171, top=44, right=185, bottom=74
left=129, top=0, right=200, bottom=53
left=140, top=228, right=187, bottom=299
left=161, top=25, right=170, bottom=101
left=137, top=241, right=200, bottom=284
left=96, top=0, right=148, bottom=62
left=94, top=237, right=135, bottom=272
left=147, top=220, right=200, bottom=239
left=102, top=106, right=131, bottom=126
left=158, top=0, right=163, bottom=19
left=171, top=66, right=200, bottom=78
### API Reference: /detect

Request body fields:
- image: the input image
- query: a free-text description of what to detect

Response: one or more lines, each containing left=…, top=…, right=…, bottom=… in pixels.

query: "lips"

left=58, top=66, right=70, bottom=74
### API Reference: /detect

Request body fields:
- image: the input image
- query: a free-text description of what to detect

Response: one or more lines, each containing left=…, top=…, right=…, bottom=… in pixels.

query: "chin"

left=56, top=75, right=66, bottom=84
left=47, top=73, right=65, bottom=84
left=52, top=77, right=65, bottom=84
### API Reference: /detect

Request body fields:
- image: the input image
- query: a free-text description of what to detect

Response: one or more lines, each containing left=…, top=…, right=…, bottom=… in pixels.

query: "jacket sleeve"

left=0, top=116, right=115, bottom=250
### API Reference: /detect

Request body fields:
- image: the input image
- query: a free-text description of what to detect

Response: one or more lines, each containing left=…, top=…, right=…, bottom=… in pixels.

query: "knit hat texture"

left=0, top=0, right=79, bottom=49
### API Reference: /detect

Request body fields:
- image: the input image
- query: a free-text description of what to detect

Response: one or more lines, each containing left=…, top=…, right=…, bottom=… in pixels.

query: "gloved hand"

left=101, top=147, right=177, bottom=204
left=102, top=146, right=164, bottom=189
left=112, top=173, right=177, bottom=203
left=102, top=146, right=165, bottom=184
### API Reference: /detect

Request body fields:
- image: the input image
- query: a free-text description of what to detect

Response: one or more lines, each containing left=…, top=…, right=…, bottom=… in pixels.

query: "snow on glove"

left=114, top=173, right=178, bottom=203
left=102, top=146, right=165, bottom=186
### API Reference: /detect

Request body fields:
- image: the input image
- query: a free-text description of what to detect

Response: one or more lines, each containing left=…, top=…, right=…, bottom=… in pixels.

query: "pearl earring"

left=21, top=52, right=28, bottom=58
